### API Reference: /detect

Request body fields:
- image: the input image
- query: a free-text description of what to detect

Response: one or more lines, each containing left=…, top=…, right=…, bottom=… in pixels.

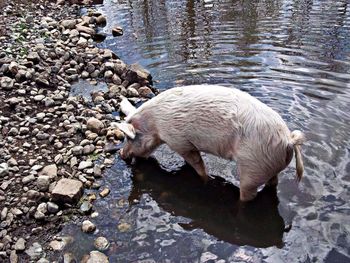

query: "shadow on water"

left=130, top=157, right=286, bottom=249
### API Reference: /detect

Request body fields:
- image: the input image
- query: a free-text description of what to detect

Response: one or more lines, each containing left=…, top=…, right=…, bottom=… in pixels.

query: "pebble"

left=99, top=188, right=110, bottom=198
left=81, top=220, right=96, bottom=233
left=94, top=237, right=109, bottom=251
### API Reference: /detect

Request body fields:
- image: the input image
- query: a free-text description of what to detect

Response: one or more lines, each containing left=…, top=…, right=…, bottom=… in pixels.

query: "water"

left=58, top=0, right=350, bottom=262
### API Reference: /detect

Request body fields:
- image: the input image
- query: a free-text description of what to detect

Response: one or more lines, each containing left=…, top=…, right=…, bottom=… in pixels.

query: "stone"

left=82, top=251, right=109, bottom=263
left=10, top=250, right=18, bottom=263
left=78, top=160, right=93, bottom=170
left=77, top=37, right=88, bottom=47
left=99, top=188, right=110, bottom=198
left=87, top=117, right=104, bottom=134
left=127, top=87, right=139, bottom=97
left=0, top=163, right=9, bottom=177
left=76, top=24, right=95, bottom=35
left=25, top=242, right=43, bottom=260
left=138, top=86, right=155, bottom=98
left=52, top=179, right=83, bottom=204
left=34, top=95, right=45, bottom=102
left=14, top=238, right=26, bottom=251
left=39, top=164, right=57, bottom=179
left=1, top=77, right=14, bottom=90
left=72, top=145, right=84, bottom=156
left=61, top=19, right=77, bottom=29
left=49, top=237, right=72, bottom=251
left=81, top=220, right=96, bottom=233
left=27, top=52, right=40, bottom=63
left=80, top=201, right=93, bottom=214
left=112, top=26, right=123, bottom=37
left=47, top=202, right=59, bottom=214
left=36, top=176, right=50, bottom=191
left=22, top=174, right=36, bottom=184
left=63, top=252, right=76, bottom=263
left=95, top=15, right=107, bottom=26
left=94, top=237, right=109, bottom=251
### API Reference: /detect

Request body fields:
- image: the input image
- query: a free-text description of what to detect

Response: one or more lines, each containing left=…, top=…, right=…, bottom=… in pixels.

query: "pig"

left=115, top=85, right=305, bottom=201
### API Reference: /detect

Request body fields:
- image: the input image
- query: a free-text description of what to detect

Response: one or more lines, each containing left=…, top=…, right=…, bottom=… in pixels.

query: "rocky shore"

left=0, top=0, right=156, bottom=262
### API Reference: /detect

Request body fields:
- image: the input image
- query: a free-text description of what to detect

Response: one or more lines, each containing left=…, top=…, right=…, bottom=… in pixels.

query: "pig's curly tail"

left=290, top=130, right=305, bottom=182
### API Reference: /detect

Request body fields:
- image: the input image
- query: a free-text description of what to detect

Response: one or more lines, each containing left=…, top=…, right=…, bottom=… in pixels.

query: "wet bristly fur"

left=118, top=85, right=305, bottom=201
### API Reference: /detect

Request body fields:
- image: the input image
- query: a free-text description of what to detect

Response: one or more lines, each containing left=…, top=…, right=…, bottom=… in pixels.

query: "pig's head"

left=116, top=121, right=161, bottom=160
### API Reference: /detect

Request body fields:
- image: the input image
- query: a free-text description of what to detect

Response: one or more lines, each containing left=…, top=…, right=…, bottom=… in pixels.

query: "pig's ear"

left=115, top=122, right=136, bottom=139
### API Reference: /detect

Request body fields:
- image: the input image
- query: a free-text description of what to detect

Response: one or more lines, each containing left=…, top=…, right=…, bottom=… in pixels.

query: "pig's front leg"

left=179, top=150, right=209, bottom=183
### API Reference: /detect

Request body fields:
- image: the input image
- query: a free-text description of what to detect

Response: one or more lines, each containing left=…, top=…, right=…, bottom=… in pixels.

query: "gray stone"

left=83, top=251, right=109, bottom=263
left=36, top=176, right=50, bottom=191
left=61, top=19, right=77, bottom=29
left=0, top=163, right=9, bottom=177
left=78, top=160, right=93, bottom=170
left=10, top=250, right=18, bottom=263
left=77, top=37, right=88, bottom=47
left=81, top=220, right=96, bottom=233
left=47, top=202, right=59, bottom=214
left=94, top=237, right=109, bottom=251
left=72, top=145, right=84, bottom=156
left=14, top=238, right=26, bottom=251
left=34, top=95, right=45, bottom=102
left=25, top=242, right=43, bottom=260
left=52, top=178, right=83, bottom=204
left=1, top=76, right=14, bottom=90
left=87, top=117, right=104, bottom=134
left=39, top=164, right=57, bottom=179
left=22, top=174, right=36, bottom=184
left=27, top=52, right=40, bottom=63
left=80, top=201, right=93, bottom=214
left=63, top=252, right=76, bottom=263
left=76, top=24, right=95, bottom=35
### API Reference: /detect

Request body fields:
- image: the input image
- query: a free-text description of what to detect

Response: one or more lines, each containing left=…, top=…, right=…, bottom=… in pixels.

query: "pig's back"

left=133, top=85, right=290, bottom=159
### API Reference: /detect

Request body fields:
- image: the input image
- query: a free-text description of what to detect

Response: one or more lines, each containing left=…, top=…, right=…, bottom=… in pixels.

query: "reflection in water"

left=130, top=158, right=286, bottom=248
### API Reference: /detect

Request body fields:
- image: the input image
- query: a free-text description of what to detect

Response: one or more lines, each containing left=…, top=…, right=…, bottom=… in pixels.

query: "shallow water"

left=58, top=0, right=350, bottom=262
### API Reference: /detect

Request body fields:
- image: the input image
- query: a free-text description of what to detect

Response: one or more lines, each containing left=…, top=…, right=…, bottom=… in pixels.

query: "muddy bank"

left=0, top=0, right=156, bottom=262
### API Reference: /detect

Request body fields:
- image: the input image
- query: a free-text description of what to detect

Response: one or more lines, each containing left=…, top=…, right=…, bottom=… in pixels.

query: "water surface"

left=59, top=0, right=350, bottom=262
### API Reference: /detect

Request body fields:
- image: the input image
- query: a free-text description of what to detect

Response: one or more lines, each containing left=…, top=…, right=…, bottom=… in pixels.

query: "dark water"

left=59, top=0, right=350, bottom=262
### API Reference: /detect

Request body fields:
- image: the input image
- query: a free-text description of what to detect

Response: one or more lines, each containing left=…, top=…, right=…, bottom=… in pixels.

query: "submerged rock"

left=82, top=250, right=109, bottom=263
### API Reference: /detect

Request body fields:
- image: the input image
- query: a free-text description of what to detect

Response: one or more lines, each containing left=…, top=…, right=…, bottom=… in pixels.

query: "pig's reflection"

left=129, top=158, right=286, bottom=248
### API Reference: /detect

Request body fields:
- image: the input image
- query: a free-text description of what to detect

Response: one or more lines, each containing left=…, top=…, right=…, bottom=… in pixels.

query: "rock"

left=82, top=251, right=109, bottom=263
left=112, top=26, right=123, bottom=37
left=77, top=37, right=88, bottom=47
left=47, top=202, right=59, bottom=214
left=127, top=87, right=139, bottom=97
left=80, top=201, right=93, bottom=214
left=14, top=238, right=26, bottom=251
left=52, top=179, right=83, bottom=204
left=99, top=188, right=110, bottom=198
left=22, top=174, right=36, bottom=184
left=87, top=117, right=104, bottom=134
left=10, top=250, right=18, bottom=263
left=34, top=95, right=45, bottom=102
left=72, top=145, right=84, bottom=156
left=36, top=176, right=50, bottom=191
left=9, top=61, right=19, bottom=74
left=36, top=77, right=50, bottom=88
left=19, top=127, right=30, bottom=135
left=138, top=86, right=155, bottom=98
left=49, top=237, right=72, bottom=251
left=81, top=220, right=96, bottom=233
left=0, top=163, right=9, bottom=177
left=76, top=24, right=95, bottom=35
left=95, top=15, right=107, bottom=26
left=117, top=222, right=131, bottom=232
left=78, top=160, right=93, bottom=170
left=94, top=237, right=109, bottom=251
left=63, top=252, right=76, bottom=263
left=93, top=165, right=102, bottom=178
left=36, top=258, right=49, bottom=263
left=25, top=242, right=43, bottom=260
left=27, top=52, right=40, bottom=63
left=39, top=164, right=57, bottom=179
left=61, top=19, right=77, bottom=29
left=1, top=76, right=14, bottom=90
